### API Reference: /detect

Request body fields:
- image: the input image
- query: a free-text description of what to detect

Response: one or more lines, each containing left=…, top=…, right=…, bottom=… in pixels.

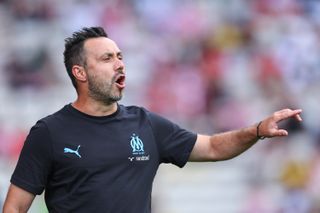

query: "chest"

left=51, top=120, right=159, bottom=168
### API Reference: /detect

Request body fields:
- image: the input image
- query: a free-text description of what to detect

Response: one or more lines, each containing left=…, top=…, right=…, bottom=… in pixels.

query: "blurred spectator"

left=7, top=0, right=55, bottom=21
left=5, top=48, right=56, bottom=90
left=0, top=126, right=26, bottom=160
left=0, top=0, right=319, bottom=212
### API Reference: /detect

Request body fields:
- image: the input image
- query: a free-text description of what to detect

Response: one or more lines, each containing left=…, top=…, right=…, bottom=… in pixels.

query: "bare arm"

left=189, top=108, right=303, bottom=161
left=3, top=184, right=35, bottom=213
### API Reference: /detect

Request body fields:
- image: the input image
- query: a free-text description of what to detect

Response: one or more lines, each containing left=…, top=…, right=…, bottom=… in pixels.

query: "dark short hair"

left=63, top=27, right=108, bottom=89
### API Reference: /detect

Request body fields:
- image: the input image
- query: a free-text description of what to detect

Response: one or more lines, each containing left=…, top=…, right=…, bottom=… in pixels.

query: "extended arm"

left=189, top=108, right=302, bottom=161
left=3, top=184, right=35, bottom=213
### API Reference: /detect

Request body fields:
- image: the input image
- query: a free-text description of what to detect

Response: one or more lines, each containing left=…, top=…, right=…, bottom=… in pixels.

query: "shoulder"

left=36, top=105, right=70, bottom=127
left=119, top=104, right=151, bottom=117
left=120, top=105, right=177, bottom=128
left=119, top=104, right=168, bottom=122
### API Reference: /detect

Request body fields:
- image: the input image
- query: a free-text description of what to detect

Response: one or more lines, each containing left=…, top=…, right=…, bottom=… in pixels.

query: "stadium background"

left=0, top=0, right=319, bottom=212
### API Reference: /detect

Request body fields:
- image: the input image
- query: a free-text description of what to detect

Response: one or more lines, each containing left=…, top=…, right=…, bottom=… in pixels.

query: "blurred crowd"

left=0, top=0, right=319, bottom=212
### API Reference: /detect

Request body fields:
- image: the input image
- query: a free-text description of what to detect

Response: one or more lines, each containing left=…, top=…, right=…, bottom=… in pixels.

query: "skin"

left=71, top=37, right=125, bottom=116
left=3, top=184, right=35, bottom=213
left=3, top=37, right=303, bottom=213
left=190, top=108, right=302, bottom=161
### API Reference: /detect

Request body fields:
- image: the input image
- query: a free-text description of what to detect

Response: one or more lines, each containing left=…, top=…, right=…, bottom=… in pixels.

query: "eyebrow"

left=100, top=51, right=122, bottom=58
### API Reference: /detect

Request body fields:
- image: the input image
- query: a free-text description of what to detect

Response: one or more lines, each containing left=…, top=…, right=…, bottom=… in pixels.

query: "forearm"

left=209, top=124, right=258, bottom=161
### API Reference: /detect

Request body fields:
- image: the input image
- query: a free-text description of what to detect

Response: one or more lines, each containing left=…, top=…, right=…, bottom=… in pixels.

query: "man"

left=3, top=27, right=302, bottom=213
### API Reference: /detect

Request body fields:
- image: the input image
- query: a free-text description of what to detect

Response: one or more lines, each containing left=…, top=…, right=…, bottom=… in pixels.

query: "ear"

left=72, top=65, right=87, bottom=82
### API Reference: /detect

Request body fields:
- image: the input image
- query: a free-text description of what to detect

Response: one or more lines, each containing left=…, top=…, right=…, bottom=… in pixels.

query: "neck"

left=72, top=98, right=118, bottom=117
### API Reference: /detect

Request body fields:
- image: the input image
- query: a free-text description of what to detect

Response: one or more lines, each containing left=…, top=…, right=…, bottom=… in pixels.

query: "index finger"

left=295, top=113, right=303, bottom=122
left=276, top=109, right=302, bottom=122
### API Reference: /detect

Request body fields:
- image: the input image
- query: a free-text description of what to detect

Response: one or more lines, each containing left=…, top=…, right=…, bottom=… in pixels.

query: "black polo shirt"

left=11, top=104, right=197, bottom=213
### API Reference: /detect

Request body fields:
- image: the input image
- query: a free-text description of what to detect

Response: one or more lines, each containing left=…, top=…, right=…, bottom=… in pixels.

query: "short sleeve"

left=11, top=121, right=53, bottom=195
left=147, top=111, right=197, bottom=168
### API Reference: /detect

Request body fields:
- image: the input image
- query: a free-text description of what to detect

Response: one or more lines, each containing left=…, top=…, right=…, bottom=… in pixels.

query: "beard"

left=87, top=74, right=123, bottom=105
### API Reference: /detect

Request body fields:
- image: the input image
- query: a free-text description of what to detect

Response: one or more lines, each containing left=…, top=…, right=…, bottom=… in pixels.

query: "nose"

left=114, top=58, right=125, bottom=73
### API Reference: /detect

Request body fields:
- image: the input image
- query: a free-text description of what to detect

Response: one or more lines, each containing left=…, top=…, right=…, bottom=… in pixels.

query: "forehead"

left=84, top=37, right=120, bottom=57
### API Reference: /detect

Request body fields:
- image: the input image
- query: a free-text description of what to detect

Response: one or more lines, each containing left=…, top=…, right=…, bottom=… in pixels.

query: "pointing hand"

left=257, top=109, right=302, bottom=139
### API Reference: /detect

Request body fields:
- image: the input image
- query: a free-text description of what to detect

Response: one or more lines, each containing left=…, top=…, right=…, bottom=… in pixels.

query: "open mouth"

left=114, top=74, right=126, bottom=89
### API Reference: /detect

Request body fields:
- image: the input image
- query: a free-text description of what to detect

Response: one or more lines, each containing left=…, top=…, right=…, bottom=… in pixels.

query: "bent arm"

left=3, top=184, right=35, bottom=213
left=189, top=108, right=303, bottom=162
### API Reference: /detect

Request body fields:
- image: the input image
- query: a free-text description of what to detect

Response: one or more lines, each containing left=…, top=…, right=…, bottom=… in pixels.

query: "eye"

left=118, top=55, right=123, bottom=60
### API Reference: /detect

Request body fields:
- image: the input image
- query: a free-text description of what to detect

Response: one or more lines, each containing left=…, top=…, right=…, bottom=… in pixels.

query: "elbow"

left=3, top=205, right=28, bottom=213
left=3, top=204, right=18, bottom=213
left=3, top=200, right=30, bottom=213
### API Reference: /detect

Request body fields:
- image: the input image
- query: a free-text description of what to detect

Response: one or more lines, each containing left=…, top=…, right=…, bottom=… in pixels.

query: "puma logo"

left=64, top=145, right=81, bottom=158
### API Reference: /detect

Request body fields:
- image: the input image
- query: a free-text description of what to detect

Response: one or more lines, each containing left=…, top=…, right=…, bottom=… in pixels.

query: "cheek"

left=87, top=63, right=115, bottom=82
left=91, top=69, right=112, bottom=80
left=97, top=64, right=114, bottom=78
